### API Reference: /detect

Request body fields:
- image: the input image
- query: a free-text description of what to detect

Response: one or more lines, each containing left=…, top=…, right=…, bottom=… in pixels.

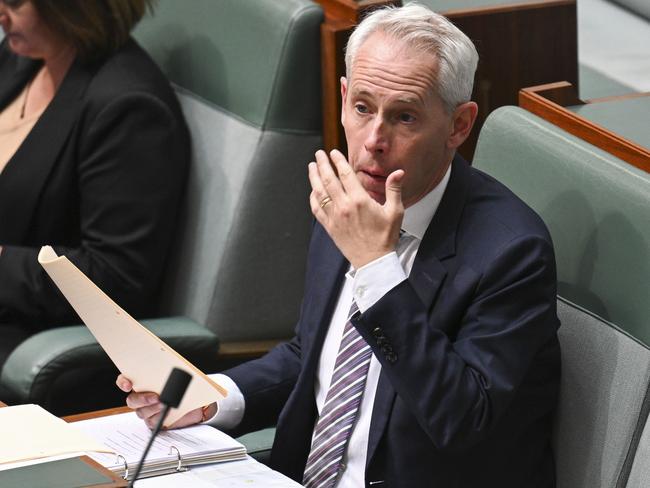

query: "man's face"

left=341, top=32, right=456, bottom=207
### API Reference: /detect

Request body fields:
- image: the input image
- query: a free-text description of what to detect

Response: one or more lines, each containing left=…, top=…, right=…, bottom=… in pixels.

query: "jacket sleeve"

left=353, top=233, right=560, bottom=453
left=0, top=90, right=189, bottom=327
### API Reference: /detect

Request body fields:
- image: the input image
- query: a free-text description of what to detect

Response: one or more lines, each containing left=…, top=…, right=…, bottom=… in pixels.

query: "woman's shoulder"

left=83, top=38, right=178, bottom=108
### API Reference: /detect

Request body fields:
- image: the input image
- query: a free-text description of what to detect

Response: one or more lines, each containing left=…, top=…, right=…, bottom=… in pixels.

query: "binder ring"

left=116, top=454, right=128, bottom=480
left=169, top=445, right=187, bottom=472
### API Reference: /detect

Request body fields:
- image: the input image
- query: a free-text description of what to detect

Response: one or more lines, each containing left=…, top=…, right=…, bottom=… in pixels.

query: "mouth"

left=360, top=168, right=387, bottom=181
left=357, top=168, right=389, bottom=201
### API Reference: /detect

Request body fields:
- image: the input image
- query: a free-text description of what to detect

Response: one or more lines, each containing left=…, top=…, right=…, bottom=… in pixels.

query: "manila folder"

left=38, top=246, right=226, bottom=426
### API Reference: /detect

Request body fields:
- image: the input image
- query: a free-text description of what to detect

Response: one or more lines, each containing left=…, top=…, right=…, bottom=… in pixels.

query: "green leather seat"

left=473, top=106, right=650, bottom=487
left=0, top=0, right=323, bottom=421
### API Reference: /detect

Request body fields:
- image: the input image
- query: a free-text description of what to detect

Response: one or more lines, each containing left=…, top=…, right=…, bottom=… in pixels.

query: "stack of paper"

left=72, top=412, right=246, bottom=480
left=0, top=404, right=112, bottom=469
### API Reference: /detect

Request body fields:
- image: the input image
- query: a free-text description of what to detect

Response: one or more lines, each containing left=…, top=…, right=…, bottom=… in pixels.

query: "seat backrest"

left=473, top=106, right=650, bottom=345
left=473, top=106, right=650, bottom=487
left=555, top=298, right=650, bottom=488
left=133, top=0, right=323, bottom=341
left=626, top=406, right=650, bottom=487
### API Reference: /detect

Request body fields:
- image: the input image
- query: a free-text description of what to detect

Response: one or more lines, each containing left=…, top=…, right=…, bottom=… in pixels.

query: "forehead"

left=349, top=32, right=439, bottom=104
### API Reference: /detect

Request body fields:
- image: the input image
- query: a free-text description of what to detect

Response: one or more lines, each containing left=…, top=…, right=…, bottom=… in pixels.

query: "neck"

left=41, top=44, right=77, bottom=93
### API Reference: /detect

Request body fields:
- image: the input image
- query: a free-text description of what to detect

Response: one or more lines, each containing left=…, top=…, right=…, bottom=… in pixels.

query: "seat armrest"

left=1, top=317, right=218, bottom=411
left=236, top=427, right=276, bottom=466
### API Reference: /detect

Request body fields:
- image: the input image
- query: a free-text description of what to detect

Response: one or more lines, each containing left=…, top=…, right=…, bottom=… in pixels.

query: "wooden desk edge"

left=519, top=84, right=650, bottom=172
left=64, top=406, right=131, bottom=423
left=441, top=0, right=575, bottom=19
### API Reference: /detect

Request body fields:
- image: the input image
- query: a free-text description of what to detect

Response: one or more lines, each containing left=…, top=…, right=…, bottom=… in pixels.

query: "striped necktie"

left=303, top=232, right=413, bottom=488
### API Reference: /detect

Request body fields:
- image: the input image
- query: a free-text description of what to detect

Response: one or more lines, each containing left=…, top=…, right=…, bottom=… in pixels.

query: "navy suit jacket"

left=226, top=155, right=560, bottom=487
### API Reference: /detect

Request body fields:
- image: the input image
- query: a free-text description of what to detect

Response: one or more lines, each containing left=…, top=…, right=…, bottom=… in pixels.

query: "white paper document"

left=0, top=404, right=111, bottom=467
left=72, top=412, right=246, bottom=480
left=38, top=246, right=227, bottom=426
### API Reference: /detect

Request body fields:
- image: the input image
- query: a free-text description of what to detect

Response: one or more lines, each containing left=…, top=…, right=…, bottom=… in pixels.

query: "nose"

left=363, top=116, right=389, bottom=155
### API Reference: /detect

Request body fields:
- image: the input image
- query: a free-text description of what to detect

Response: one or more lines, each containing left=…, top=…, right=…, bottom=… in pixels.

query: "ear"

left=447, top=101, right=478, bottom=150
left=340, top=76, right=348, bottom=126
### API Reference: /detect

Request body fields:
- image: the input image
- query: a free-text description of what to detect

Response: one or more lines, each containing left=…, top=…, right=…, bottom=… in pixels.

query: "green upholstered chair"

left=0, top=0, right=323, bottom=421
left=473, top=106, right=650, bottom=488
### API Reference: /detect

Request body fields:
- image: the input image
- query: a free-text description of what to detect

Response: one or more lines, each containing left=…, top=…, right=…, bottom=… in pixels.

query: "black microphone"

left=128, top=367, right=192, bottom=487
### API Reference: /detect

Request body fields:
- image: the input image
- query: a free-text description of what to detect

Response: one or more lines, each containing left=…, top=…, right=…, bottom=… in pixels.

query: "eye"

left=354, top=103, right=368, bottom=114
left=398, top=113, right=416, bottom=123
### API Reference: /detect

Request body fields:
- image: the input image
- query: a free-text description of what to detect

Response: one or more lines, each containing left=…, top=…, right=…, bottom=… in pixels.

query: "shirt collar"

left=401, top=162, right=452, bottom=241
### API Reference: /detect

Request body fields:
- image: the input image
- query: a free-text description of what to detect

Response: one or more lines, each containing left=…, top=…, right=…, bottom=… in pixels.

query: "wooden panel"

left=316, top=0, right=578, bottom=161
left=519, top=83, right=650, bottom=173
left=321, top=20, right=352, bottom=153
left=449, top=0, right=578, bottom=159
left=218, top=339, right=285, bottom=359
left=315, top=0, right=394, bottom=22
left=315, top=0, right=398, bottom=154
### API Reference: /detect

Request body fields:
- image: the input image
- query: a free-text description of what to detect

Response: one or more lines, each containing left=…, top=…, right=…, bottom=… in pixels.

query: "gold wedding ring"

left=320, top=196, right=333, bottom=209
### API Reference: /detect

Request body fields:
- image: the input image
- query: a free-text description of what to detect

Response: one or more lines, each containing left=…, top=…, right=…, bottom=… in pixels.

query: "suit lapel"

left=301, top=224, right=349, bottom=374
left=0, top=56, right=92, bottom=242
left=366, top=154, right=472, bottom=468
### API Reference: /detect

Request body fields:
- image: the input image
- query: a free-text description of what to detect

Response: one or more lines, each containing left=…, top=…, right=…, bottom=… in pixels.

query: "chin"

left=8, top=40, right=28, bottom=56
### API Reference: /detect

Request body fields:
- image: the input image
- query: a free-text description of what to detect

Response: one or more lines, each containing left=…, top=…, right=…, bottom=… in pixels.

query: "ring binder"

left=168, top=446, right=187, bottom=473
left=116, top=454, right=128, bottom=480
left=72, top=411, right=247, bottom=480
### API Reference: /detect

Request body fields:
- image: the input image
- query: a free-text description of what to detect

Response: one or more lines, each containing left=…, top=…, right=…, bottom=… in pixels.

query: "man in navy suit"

left=121, top=5, right=560, bottom=487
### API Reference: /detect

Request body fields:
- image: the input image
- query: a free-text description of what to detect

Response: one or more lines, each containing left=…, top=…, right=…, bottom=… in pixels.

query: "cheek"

left=342, top=123, right=366, bottom=157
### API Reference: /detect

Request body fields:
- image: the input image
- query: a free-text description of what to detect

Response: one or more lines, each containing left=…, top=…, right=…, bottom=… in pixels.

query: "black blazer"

left=0, top=39, right=189, bottom=329
left=226, top=156, right=560, bottom=487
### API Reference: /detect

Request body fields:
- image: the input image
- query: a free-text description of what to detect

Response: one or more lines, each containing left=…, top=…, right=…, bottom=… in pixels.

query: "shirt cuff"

left=348, top=251, right=407, bottom=313
left=204, top=373, right=245, bottom=430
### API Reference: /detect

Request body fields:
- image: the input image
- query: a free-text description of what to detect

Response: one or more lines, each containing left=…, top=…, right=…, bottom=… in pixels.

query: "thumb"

left=385, top=169, right=404, bottom=211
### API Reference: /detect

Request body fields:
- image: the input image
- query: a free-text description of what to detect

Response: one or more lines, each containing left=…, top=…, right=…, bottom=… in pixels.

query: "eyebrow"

left=351, top=89, right=422, bottom=107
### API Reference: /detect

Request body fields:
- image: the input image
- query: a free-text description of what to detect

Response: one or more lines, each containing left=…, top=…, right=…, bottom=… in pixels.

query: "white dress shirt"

left=208, top=165, right=451, bottom=486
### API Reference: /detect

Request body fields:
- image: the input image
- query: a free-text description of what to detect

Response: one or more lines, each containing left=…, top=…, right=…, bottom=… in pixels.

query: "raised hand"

left=308, top=149, right=404, bottom=269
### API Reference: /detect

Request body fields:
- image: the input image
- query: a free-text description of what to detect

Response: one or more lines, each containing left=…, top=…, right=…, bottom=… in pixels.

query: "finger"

left=134, top=402, right=163, bottom=422
left=116, top=374, right=132, bottom=392
left=308, top=164, right=332, bottom=223
left=309, top=189, right=331, bottom=227
left=315, top=150, right=345, bottom=199
left=385, top=169, right=405, bottom=212
left=168, top=407, right=203, bottom=429
left=145, top=413, right=163, bottom=430
left=308, top=161, right=327, bottom=200
left=125, top=391, right=160, bottom=409
left=329, top=149, right=363, bottom=194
